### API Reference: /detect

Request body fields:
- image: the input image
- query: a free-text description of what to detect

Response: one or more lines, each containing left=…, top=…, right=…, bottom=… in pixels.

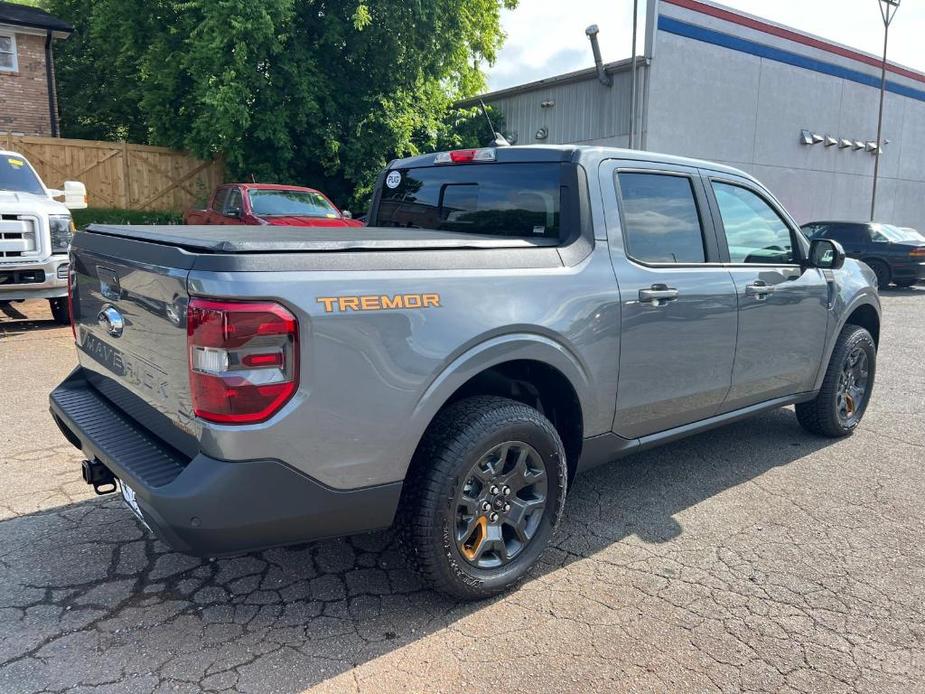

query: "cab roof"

left=221, top=183, right=324, bottom=193
left=388, top=145, right=757, bottom=182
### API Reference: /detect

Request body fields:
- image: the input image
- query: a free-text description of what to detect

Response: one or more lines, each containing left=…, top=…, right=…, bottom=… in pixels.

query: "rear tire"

left=796, top=324, right=876, bottom=437
left=49, top=297, right=69, bottom=325
left=894, top=279, right=917, bottom=288
left=864, top=260, right=891, bottom=289
left=397, top=396, right=567, bottom=600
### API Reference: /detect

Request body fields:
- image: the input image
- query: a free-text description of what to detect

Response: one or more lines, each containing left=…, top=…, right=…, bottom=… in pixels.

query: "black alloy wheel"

left=835, top=345, right=870, bottom=428
left=455, top=441, right=548, bottom=569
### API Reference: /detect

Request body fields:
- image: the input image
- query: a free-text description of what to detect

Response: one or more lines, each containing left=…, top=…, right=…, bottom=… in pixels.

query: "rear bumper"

left=0, top=255, right=68, bottom=300
left=49, top=368, right=401, bottom=556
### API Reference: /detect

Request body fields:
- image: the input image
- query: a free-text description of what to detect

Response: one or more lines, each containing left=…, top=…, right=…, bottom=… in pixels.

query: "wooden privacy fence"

left=1, top=133, right=224, bottom=212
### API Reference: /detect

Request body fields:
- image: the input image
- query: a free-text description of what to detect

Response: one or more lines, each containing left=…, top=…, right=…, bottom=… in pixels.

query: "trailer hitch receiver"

left=81, top=459, right=117, bottom=495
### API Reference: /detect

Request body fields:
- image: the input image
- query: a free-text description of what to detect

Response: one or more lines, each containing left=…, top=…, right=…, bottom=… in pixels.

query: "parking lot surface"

left=0, top=294, right=923, bottom=694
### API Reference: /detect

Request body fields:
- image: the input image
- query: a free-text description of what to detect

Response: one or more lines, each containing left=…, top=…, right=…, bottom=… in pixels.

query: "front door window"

left=712, top=182, right=795, bottom=265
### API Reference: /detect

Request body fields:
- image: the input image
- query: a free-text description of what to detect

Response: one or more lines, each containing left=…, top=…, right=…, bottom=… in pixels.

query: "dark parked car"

left=801, top=221, right=925, bottom=288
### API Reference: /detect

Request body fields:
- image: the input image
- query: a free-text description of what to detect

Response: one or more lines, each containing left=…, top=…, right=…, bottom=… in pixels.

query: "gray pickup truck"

left=50, top=145, right=880, bottom=599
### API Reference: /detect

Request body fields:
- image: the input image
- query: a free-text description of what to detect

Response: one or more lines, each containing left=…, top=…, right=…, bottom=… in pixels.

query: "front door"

left=601, top=161, right=739, bottom=439
left=705, top=176, right=830, bottom=410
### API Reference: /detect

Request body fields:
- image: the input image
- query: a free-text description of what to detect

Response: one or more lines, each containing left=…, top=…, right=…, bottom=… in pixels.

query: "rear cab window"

left=373, top=163, right=563, bottom=240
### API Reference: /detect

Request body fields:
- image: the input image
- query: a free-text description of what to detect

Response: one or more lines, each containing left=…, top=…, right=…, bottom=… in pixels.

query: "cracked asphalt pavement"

left=1, top=294, right=923, bottom=693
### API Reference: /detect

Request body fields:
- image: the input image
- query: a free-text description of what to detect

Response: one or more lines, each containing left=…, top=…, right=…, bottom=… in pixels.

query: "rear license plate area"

left=120, top=480, right=151, bottom=531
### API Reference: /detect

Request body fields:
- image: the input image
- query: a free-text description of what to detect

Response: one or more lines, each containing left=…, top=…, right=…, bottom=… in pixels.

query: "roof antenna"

left=479, top=99, right=510, bottom=147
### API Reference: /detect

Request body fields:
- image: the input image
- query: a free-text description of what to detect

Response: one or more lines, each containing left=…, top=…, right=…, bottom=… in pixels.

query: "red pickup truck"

left=183, top=183, right=363, bottom=227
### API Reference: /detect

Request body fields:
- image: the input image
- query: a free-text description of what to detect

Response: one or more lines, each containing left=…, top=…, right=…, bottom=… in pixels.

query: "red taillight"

left=909, top=247, right=925, bottom=257
left=241, top=352, right=284, bottom=368
left=67, top=265, right=76, bottom=342
left=187, top=298, right=299, bottom=424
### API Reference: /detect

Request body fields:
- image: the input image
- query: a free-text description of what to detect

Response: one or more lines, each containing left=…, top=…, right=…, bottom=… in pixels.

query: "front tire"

left=49, top=297, right=69, bottom=325
left=796, top=324, right=876, bottom=437
left=398, top=396, right=567, bottom=600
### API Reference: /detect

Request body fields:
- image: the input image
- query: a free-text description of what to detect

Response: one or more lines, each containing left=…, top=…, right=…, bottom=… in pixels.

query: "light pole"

left=629, top=0, right=639, bottom=149
left=870, top=0, right=900, bottom=221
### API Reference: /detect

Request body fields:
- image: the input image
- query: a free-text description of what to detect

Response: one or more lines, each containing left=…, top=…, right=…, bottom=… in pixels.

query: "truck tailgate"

left=70, top=234, right=198, bottom=454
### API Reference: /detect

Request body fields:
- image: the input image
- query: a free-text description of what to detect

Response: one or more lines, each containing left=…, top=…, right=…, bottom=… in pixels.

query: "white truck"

left=0, top=150, right=87, bottom=323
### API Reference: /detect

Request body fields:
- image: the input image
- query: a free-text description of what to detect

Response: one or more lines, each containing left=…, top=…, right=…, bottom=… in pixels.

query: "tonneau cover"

left=84, top=224, right=559, bottom=254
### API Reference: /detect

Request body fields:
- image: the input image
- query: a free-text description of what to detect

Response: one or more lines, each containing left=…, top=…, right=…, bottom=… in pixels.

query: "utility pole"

left=870, top=0, right=900, bottom=221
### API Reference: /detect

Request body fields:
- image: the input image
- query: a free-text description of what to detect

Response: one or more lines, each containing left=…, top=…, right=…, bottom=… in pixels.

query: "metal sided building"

left=463, top=0, right=925, bottom=229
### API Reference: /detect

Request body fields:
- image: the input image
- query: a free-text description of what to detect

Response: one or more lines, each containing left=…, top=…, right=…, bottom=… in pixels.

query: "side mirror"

left=50, top=181, right=88, bottom=210
left=809, top=238, right=846, bottom=270
left=342, top=210, right=352, bottom=219
left=226, top=207, right=242, bottom=218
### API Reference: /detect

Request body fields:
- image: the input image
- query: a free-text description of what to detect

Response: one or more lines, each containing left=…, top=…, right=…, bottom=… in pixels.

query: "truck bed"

left=85, top=224, right=559, bottom=253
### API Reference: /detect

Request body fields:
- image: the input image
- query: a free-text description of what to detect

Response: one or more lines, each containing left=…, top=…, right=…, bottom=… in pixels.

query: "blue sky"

left=487, top=0, right=925, bottom=91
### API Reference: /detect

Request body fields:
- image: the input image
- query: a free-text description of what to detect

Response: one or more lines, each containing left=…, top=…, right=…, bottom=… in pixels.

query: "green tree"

left=45, top=0, right=516, bottom=208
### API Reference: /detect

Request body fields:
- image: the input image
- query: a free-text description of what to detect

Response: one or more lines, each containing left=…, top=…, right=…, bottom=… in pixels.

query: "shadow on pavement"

left=882, top=287, right=923, bottom=296
left=0, top=302, right=66, bottom=336
left=0, top=407, right=838, bottom=692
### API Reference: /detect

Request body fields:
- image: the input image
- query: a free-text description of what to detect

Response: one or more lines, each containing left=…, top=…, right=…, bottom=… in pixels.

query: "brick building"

left=0, top=2, right=72, bottom=137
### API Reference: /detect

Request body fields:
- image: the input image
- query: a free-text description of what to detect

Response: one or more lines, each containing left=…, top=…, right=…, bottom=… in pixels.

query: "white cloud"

left=487, top=0, right=925, bottom=91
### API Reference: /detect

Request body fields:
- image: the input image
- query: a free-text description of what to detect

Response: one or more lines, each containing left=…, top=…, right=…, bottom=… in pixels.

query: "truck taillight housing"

left=909, top=247, right=925, bottom=257
left=187, top=298, right=299, bottom=424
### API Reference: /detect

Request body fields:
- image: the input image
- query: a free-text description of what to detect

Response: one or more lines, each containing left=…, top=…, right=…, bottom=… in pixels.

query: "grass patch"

left=73, top=208, right=183, bottom=228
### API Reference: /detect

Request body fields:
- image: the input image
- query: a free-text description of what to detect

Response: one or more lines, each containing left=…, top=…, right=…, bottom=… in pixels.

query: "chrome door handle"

left=745, top=281, right=775, bottom=299
left=639, top=285, right=680, bottom=305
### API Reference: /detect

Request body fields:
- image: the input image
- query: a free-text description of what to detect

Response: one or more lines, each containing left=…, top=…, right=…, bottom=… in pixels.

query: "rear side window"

left=213, top=188, right=230, bottom=212
left=224, top=188, right=243, bottom=214
left=825, top=224, right=866, bottom=244
left=375, top=163, right=561, bottom=239
left=712, top=182, right=795, bottom=264
left=617, top=172, right=706, bottom=264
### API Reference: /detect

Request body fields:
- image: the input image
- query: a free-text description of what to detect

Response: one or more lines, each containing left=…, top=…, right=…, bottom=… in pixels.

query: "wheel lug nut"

left=501, top=485, right=511, bottom=496
left=489, top=512, right=499, bottom=522
left=480, top=501, right=491, bottom=512
left=489, top=485, right=499, bottom=495
left=503, top=503, right=511, bottom=512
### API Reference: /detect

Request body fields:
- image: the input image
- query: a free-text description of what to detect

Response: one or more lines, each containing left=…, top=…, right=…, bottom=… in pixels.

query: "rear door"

left=704, top=175, right=829, bottom=409
left=601, top=159, right=739, bottom=438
